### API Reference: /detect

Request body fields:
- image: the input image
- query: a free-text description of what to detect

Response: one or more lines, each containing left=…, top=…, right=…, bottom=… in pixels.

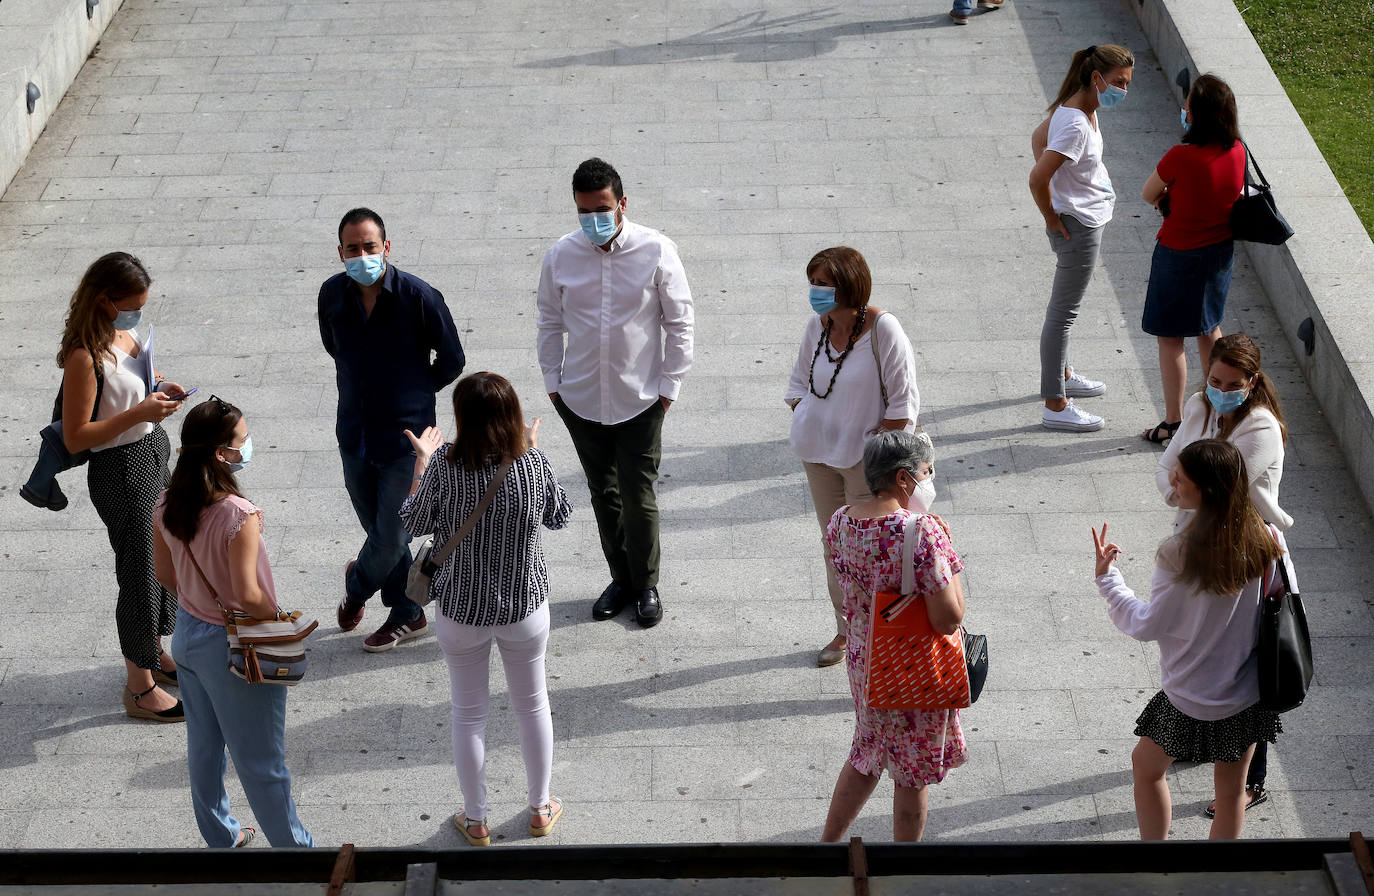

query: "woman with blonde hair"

left=54, top=252, right=188, bottom=721
left=1094, top=439, right=1285, bottom=840
left=1029, top=44, right=1135, bottom=433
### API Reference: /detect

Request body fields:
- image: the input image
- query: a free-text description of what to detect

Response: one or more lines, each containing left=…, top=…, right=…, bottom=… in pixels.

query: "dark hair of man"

left=807, top=246, right=872, bottom=309
left=1173, top=439, right=1282, bottom=595
left=162, top=399, right=245, bottom=544
left=571, top=158, right=623, bottom=200
left=337, top=207, right=386, bottom=244
left=448, top=372, right=529, bottom=470
left=1182, top=73, right=1240, bottom=149
left=1205, top=333, right=1287, bottom=444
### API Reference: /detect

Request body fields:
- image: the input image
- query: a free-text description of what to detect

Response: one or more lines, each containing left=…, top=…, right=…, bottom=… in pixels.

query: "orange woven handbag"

left=864, top=515, right=970, bottom=710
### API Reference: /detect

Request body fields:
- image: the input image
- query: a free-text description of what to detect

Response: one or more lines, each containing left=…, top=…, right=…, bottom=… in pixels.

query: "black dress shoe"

left=635, top=587, right=663, bottom=628
left=592, top=583, right=630, bottom=621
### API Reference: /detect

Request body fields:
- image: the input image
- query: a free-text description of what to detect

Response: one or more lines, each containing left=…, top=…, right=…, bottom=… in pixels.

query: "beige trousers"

left=803, top=460, right=872, bottom=638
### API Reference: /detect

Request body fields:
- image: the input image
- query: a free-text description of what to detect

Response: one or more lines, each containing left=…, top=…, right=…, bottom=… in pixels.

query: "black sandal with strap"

left=1141, top=420, right=1181, bottom=444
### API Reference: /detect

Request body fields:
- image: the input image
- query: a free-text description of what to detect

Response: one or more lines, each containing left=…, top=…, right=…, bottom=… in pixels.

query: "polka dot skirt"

left=1135, top=690, right=1282, bottom=764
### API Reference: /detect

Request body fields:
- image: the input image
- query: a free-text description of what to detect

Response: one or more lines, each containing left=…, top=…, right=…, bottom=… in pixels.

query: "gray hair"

left=863, top=430, right=934, bottom=494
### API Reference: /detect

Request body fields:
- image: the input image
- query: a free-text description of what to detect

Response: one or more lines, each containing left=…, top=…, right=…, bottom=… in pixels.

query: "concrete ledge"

left=1129, top=0, right=1374, bottom=516
left=0, top=0, right=124, bottom=195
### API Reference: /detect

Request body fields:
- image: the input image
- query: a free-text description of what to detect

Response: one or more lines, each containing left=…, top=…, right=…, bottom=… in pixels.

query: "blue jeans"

left=952, top=0, right=973, bottom=12
left=171, top=608, right=313, bottom=847
left=340, top=448, right=420, bottom=624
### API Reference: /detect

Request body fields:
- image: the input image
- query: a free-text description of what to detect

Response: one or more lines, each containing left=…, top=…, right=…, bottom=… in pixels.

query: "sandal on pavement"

left=818, top=636, right=846, bottom=668
left=122, top=684, right=185, bottom=723
left=153, top=648, right=178, bottom=687
left=1204, top=786, right=1268, bottom=819
left=233, top=827, right=255, bottom=848
left=529, top=796, right=563, bottom=837
left=1141, top=420, right=1181, bottom=444
left=453, top=812, right=490, bottom=846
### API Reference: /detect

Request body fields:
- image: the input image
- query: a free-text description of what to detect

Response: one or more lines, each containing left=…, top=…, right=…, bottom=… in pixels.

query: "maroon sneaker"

left=338, top=561, right=365, bottom=632
left=362, top=613, right=429, bottom=653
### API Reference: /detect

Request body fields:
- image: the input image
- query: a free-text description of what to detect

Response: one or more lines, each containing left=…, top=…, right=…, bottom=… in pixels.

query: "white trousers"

left=436, top=604, right=552, bottom=821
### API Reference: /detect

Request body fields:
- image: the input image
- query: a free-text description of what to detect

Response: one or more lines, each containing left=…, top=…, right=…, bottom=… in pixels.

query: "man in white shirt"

left=537, top=158, right=694, bottom=628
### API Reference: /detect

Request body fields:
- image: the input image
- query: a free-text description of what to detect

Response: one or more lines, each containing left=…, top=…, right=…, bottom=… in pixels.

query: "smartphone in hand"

left=165, top=386, right=198, bottom=401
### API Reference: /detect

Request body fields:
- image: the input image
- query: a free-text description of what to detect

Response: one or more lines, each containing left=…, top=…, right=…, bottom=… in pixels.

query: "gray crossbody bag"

left=405, top=459, right=513, bottom=607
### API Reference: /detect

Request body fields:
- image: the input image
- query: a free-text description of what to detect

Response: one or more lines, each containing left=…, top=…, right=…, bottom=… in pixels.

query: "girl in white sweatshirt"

left=1094, top=438, right=1286, bottom=840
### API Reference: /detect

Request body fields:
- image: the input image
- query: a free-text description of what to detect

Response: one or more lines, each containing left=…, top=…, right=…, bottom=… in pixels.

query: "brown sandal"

left=529, top=796, right=563, bottom=837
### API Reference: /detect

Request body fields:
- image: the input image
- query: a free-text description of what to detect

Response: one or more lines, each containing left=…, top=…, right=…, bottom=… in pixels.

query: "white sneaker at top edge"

left=1064, top=367, right=1106, bottom=398
left=1042, top=400, right=1104, bottom=432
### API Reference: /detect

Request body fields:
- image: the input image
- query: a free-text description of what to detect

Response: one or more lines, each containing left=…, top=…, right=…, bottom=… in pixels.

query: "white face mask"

left=905, top=470, right=936, bottom=515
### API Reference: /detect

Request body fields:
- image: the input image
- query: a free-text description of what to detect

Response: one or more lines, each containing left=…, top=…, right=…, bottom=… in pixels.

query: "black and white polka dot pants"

left=87, top=426, right=177, bottom=671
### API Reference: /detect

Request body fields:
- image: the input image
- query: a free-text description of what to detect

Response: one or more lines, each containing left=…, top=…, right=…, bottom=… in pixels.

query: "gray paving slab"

left=0, top=0, right=1370, bottom=854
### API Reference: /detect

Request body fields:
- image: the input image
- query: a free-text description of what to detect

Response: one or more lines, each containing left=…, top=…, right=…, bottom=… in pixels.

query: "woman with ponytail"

left=1029, top=44, right=1135, bottom=433
left=53, top=252, right=188, bottom=722
left=1155, top=333, right=1290, bottom=814
left=1094, top=439, right=1286, bottom=840
left=153, top=398, right=313, bottom=848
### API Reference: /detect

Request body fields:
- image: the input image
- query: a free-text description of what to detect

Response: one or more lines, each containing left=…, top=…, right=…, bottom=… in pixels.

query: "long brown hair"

left=1046, top=44, right=1135, bottom=112
left=162, top=398, right=245, bottom=543
left=1205, top=333, right=1287, bottom=443
left=1173, top=440, right=1282, bottom=594
left=807, top=247, right=872, bottom=309
left=56, top=252, right=151, bottom=370
left=448, top=372, right=529, bottom=469
left=1182, top=73, right=1240, bottom=149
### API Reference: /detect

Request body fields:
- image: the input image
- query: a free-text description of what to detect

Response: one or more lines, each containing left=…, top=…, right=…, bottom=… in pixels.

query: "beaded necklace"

left=808, top=305, right=868, bottom=400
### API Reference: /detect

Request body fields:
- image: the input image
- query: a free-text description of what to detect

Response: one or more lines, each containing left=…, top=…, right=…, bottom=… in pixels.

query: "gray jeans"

left=1040, top=212, right=1105, bottom=399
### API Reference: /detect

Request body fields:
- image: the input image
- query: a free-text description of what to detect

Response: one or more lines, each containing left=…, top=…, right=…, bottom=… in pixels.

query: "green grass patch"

left=1235, top=0, right=1374, bottom=239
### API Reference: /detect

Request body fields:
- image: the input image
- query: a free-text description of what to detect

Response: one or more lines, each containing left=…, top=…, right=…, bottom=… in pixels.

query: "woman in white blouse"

left=1155, top=331, right=1289, bottom=815
left=400, top=372, right=572, bottom=847
left=1094, top=438, right=1285, bottom=840
left=784, top=247, right=920, bottom=667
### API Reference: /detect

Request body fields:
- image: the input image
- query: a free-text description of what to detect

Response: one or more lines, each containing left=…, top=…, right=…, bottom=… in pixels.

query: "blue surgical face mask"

left=344, top=253, right=385, bottom=286
left=224, top=435, right=253, bottom=472
left=1097, top=75, right=1127, bottom=109
left=1180, top=107, right=1189, bottom=129
left=112, top=308, right=143, bottom=330
left=1205, top=385, right=1248, bottom=415
left=578, top=211, right=619, bottom=245
left=809, top=285, right=838, bottom=315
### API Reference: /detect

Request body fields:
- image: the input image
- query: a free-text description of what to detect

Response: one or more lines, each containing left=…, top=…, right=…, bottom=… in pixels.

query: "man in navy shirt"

left=319, top=208, right=465, bottom=652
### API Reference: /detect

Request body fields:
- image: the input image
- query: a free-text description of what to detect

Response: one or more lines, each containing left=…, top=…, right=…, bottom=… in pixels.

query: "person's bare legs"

left=1209, top=744, right=1255, bottom=840
left=1196, top=327, right=1222, bottom=380
left=1132, top=736, right=1175, bottom=840
left=892, top=783, right=930, bottom=842
left=821, top=764, right=880, bottom=841
left=1156, top=336, right=1188, bottom=426
left=124, top=658, right=176, bottom=712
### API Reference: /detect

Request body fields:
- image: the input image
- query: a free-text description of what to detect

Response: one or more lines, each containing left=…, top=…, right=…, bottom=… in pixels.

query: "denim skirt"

left=1141, top=239, right=1235, bottom=337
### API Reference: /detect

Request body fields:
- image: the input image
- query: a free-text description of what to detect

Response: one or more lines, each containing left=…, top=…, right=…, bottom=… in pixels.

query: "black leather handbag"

left=1256, top=537, right=1313, bottom=712
left=963, top=629, right=989, bottom=704
left=1230, top=142, right=1295, bottom=245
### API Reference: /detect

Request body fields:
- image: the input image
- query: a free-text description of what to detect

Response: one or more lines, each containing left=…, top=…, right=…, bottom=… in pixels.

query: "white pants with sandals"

left=803, top=460, right=872, bottom=638
left=436, top=603, right=552, bottom=822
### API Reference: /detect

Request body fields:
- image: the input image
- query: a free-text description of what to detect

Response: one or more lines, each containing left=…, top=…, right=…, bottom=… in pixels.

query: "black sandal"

left=1141, top=420, right=1181, bottom=444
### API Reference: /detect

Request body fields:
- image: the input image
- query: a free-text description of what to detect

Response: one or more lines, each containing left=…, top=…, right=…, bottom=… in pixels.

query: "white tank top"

left=93, top=331, right=153, bottom=452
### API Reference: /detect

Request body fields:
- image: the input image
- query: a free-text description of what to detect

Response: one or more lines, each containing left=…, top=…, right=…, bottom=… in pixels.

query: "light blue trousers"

left=171, top=607, right=314, bottom=847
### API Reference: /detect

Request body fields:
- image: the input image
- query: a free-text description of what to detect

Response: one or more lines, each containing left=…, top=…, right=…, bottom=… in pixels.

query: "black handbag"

left=1256, top=534, right=1313, bottom=712
left=963, top=628, right=989, bottom=704
left=1230, top=142, right=1295, bottom=245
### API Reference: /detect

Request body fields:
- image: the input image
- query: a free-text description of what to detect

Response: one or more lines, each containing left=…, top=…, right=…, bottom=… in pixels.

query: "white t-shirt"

left=1047, top=105, right=1115, bottom=227
left=93, top=331, right=153, bottom=452
left=785, top=313, right=919, bottom=468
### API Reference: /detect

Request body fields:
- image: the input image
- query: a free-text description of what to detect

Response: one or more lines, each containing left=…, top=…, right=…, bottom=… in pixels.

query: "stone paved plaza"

left=1, top=0, right=1371, bottom=849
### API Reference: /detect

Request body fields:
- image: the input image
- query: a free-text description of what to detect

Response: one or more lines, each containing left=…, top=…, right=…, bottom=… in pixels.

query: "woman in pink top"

left=153, top=397, right=313, bottom=848
left=1139, top=74, right=1247, bottom=443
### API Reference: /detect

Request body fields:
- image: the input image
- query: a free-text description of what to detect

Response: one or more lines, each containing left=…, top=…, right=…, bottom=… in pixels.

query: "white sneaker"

left=1042, top=400, right=1104, bottom=432
left=1064, top=368, right=1106, bottom=398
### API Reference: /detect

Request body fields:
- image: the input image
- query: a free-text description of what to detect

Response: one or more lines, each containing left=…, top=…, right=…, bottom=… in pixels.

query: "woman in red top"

left=1139, top=74, right=1246, bottom=444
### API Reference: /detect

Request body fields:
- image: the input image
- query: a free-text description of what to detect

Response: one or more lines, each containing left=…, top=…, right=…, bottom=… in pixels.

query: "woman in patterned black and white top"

left=400, top=371, right=572, bottom=847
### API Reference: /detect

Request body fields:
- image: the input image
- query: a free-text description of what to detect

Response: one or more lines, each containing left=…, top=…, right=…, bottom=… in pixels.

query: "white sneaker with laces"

left=1064, top=368, right=1106, bottom=398
left=1042, top=400, right=1104, bottom=432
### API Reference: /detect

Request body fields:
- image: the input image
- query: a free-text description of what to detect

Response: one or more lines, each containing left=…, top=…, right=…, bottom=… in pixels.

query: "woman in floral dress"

left=820, top=430, right=968, bottom=842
